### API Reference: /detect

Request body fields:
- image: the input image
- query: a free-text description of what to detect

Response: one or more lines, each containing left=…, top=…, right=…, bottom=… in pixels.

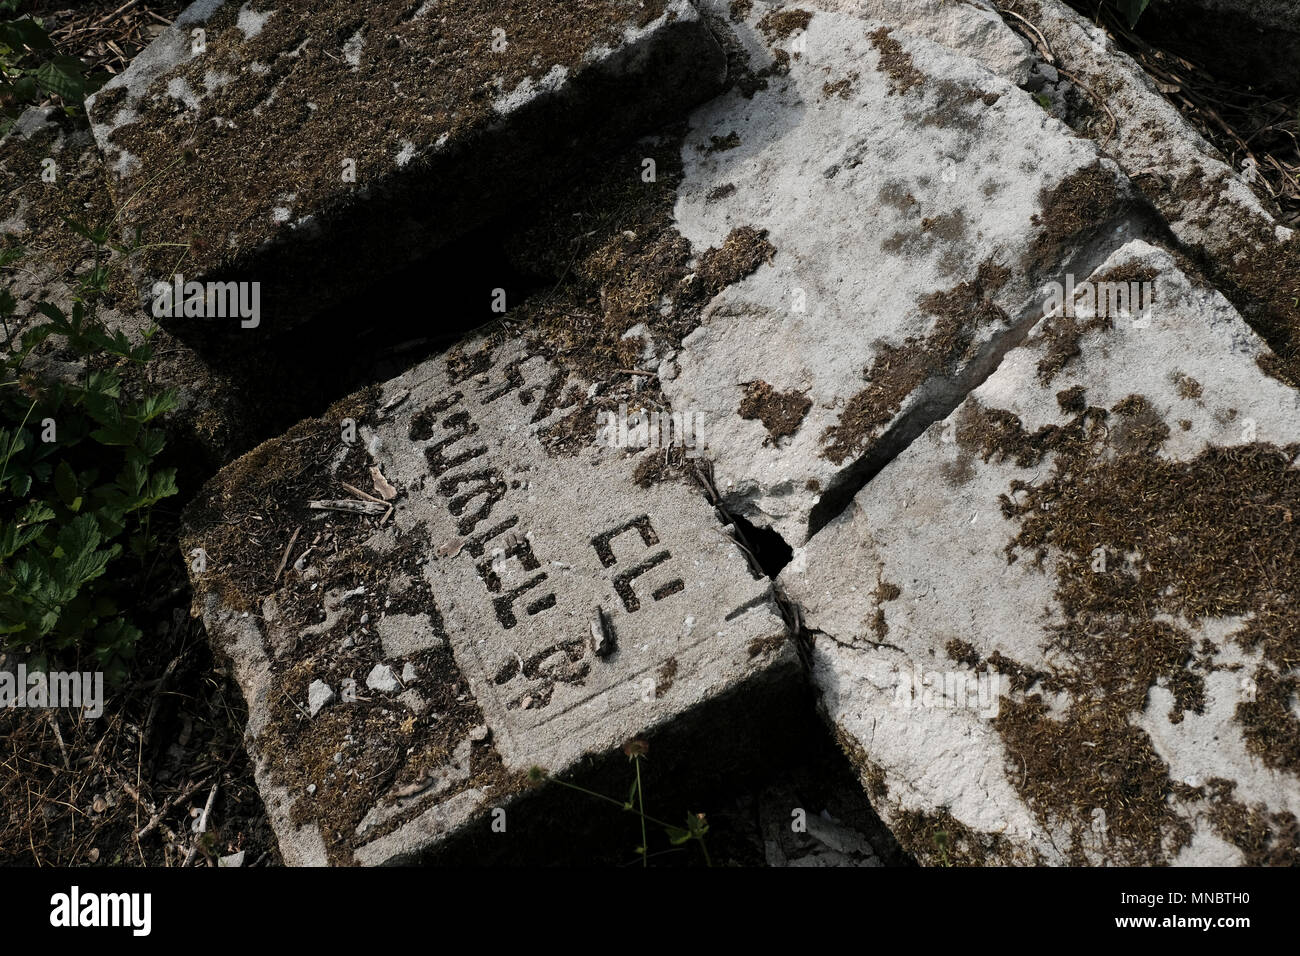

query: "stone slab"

left=780, top=239, right=1300, bottom=865
left=1006, top=0, right=1300, bottom=387
left=659, top=2, right=1146, bottom=546
left=84, top=0, right=726, bottom=340
left=791, top=0, right=1033, bottom=81
left=183, top=333, right=796, bottom=865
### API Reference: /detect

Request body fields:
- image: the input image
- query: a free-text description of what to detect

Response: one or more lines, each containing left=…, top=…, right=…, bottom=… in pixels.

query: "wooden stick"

left=272, top=525, right=302, bottom=585
left=136, top=778, right=207, bottom=840
left=183, top=782, right=219, bottom=867
left=340, top=481, right=386, bottom=505
left=308, top=499, right=388, bottom=516
left=96, top=0, right=144, bottom=27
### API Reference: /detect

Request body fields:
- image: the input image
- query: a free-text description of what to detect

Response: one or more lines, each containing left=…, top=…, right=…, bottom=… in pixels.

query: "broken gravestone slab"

left=183, top=333, right=797, bottom=865
left=998, top=1, right=1300, bottom=389
left=780, top=239, right=1300, bottom=866
left=84, top=0, right=726, bottom=340
left=659, top=3, right=1146, bottom=546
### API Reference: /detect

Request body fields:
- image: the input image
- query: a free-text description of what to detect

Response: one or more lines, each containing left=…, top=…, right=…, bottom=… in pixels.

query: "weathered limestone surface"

left=1001, top=0, right=1300, bottom=385
left=660, top=3, right=1144, bottom=546
left=85, top=0, right=727, bottom=338
left=183, top=334, right=796, bottom=865
left=794, top=0, right=1033, bottom=80
left=781, top=241, right=1300, bottom=865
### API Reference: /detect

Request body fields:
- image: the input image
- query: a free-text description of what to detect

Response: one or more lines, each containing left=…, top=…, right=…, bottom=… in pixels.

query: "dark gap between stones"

left=423, top=669, right=911, bottom=866
left=1074, top=0, right=1300, bottom=92
left=730, top=511, right=794, bottom=578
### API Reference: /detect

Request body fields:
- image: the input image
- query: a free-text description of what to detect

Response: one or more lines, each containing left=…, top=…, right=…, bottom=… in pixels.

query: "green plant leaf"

left=32, top=55, right=86, bottom=102
left=665, top=826, right=692, bottom=846
left=0, top=18, right=53, bottom=53
left=1119, top=0, right=1152, bottom=28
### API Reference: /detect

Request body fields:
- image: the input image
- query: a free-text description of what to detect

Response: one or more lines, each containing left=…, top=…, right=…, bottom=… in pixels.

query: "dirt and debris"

left=739, top=381, right=812, bottom=443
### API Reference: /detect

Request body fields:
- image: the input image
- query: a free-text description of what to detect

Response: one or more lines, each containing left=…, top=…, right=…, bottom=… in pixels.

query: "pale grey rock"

left=781, top=240, right=1300, bottom=865
left=377, top=613, right=442, bottom=659
left=804, top=0, right=1033, bottom=80
left=365, top=664, right=398, bottom=694
left=663, top=4, right=1143, bottom=545
left=307, top=680, right=334, bottom=717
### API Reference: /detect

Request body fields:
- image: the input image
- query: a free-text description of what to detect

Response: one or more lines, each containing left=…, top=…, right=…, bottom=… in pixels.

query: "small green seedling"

left=530, top=739, right=712, bottom=866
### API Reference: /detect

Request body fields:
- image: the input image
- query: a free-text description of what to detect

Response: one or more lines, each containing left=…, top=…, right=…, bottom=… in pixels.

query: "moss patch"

left=996, top=696, right=1191, bottom=865
left=1201, top=777, right=1299, bottom=866
left=499, top=129, right=773, bottom=464
left=892, top=806, right=1025, bottom=866
left=757, top=8, right=812, bottom=43
left=1027, top=162, right=1128, bottom=273
left=738, top=380, right=811, bottom=442
left=956, top=384, right=1300, bottom=859
left=868, top=27, right=925, bottom=96
left=100, top=0, right=673, bottom=285
left=1223, top=231, right=1300, bottom=388
left=822, top=73, right=858, bottom=100
left=181, top=388, right=378, bottom=611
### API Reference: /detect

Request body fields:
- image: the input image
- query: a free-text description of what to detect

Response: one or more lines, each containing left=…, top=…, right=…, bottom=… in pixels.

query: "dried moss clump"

left=892, top=807, right=1022, bottom=866
left=822, top=74, right=858, bottom=100
left=102, top=0, right=674, bottom=287
left=180, top=388, right=378, bottom=610
left=738, top=380, right=812, bottom=442
left=1033, top=310, right=1113, bottom=385
left=996, top=696, right=1192, bottom=865
left=1227, top=233, right=1300, bottom=388
left=499, top=132, right=773, bottom=467
left=1202, top=777, right=1300, bottom=866
left=868, top=27, right=925, bottom=95
left=757, top=8, right=813, bottom=42
left=1027, top=162, right=1128, bottom=272
left=507, top=133, right=771, bottom=386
